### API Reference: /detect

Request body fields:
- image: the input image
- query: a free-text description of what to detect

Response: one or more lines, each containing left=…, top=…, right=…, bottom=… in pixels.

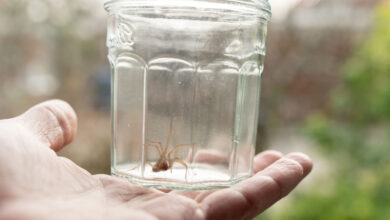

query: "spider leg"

left=146, top=140, right=163, bottom=154
left=163, top=117, right=174, bottom=155
left=145, top=143, right=162, bottom=155
left=146, top=161, right=157, bottom=172
left=146, top=161, right=154, bottom=167
left=167, top=144, right=194, bottom=162
left=169, top=157, right=188, bottom=181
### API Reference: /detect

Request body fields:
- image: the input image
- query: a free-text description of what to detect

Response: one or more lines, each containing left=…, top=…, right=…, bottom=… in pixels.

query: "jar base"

left=111, top=166, right=251, bottom=191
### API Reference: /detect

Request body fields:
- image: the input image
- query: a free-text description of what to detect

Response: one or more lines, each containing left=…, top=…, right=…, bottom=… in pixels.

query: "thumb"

left=18, top=100, right=78, bottom=152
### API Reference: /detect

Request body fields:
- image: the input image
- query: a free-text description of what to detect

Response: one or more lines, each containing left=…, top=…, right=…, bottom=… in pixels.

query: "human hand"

left=0, top=100, right=312, bottom=220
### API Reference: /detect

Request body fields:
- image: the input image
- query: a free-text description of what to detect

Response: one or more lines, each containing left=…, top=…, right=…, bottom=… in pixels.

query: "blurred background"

left=0, top=0, right=389, bottom=219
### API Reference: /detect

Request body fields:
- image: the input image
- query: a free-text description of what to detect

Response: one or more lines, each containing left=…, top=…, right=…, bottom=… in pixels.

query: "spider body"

left=146, top=118, right=194, bottom=178
left=152, top=158, right=169, bottom=172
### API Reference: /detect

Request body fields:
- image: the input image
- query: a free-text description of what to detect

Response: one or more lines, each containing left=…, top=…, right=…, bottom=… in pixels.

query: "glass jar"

left=105, top=0, right=271, bottom=190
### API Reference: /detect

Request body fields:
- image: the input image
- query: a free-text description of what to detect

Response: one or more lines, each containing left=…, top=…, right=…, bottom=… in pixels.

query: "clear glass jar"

left=105, top=0, right=271, bottom=190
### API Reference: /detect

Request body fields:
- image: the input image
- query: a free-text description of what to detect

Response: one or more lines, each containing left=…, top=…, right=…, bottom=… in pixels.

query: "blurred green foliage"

left=260, top=2, right=390, bottom=219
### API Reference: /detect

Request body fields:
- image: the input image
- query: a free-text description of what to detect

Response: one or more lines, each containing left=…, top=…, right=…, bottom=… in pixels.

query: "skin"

left=0, top=100, right=312, bottom=220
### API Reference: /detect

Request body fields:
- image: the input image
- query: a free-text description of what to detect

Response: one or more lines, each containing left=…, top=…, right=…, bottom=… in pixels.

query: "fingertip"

left=254, top=150, right=283, bottom=173
left=256, top=150, right=283, bottom=158
left=284, top=152, right=313, bottom=177
left=41, top=100, right=78, bottom=148
left=20, top=99, right=78, bottom=151
left=257, top=156, right=307, bottom=197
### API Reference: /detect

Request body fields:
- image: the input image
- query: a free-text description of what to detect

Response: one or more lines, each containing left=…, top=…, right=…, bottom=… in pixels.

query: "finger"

left=257, top=153, right=313, bottom=197
left=192, top=149, right=228, bottom=164
left=18, top=99, right=78, bottom=152
left=172, top=150, right=282, bottom=200
left=200, top=153, right=313, bottom=220
left=253, top=150, right=283, bottom=173
left=283, top=152, right=313, bottom=177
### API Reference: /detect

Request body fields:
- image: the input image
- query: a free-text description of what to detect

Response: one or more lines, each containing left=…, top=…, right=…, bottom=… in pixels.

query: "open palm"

left=0, top=100, right=312, bottom=220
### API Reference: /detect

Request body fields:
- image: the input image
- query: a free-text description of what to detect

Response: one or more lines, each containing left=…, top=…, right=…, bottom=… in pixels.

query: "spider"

left=145, top=118, right=194, bottom=179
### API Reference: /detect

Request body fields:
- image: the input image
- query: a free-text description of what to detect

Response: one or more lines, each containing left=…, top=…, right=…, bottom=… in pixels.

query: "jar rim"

left=104, top=0, right=271, bottom=21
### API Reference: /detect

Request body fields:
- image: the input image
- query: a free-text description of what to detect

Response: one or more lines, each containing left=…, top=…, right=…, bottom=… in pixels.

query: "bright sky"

left=269, top=0, right=303, bottom=21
